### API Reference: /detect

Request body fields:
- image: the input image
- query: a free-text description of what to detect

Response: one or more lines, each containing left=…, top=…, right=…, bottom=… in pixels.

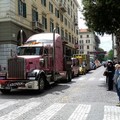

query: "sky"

left=77, top=0, right=112, bottom=52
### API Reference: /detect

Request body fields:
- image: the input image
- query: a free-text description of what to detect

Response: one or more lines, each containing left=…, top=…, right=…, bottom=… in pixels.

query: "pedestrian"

left=113, top=64, right=120, bottom=106
left=106, top=61, right=115, bottom=91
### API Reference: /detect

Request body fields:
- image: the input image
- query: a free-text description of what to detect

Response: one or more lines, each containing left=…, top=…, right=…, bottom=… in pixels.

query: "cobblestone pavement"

left=0, top=66, right=119, bottom=120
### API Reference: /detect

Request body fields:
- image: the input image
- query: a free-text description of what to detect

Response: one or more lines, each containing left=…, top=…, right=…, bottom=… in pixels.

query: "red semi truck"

left=0, top=32, right=72, bottom=94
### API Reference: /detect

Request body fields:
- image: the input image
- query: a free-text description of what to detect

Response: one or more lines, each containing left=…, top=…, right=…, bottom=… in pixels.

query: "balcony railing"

left=59, top=2, right=67, bottom=12
left=61, top=36, right=68, bottom=44
left=32, top=21, right=44, bottom=32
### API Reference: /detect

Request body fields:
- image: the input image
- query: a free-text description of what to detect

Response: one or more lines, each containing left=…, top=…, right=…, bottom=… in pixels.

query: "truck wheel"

left=38, top=75, right=45, bottom=92
left=66, top=71, right=72, bottom=82
left=1, top=89, right=11, bottom=94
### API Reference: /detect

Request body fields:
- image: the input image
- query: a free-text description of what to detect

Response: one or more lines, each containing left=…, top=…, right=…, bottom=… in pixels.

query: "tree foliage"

left=96, top=48, right=105, bottom=62
left=108, top=49, right=114, bottom=60
left=82, top=0, right=120, bottom=35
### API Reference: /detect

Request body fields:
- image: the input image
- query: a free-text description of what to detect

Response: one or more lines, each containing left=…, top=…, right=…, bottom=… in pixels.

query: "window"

left=64, top=18, right=67, bottom=26
left=87, top=45, right=89, bottom=49
left=50, top=19, right=54, bottom=32
left=32, top=9, right=38, bottom=21
left=55, top=8, right=59, bottom=18
left=65, top=31, right=68, bottom=40
left=60, top=13, right=63, bottom=22
left=80, top=35, right=82, bottom=38
left=72, top=36, right=74, bottom=44
left=80, top=40, right=84, bottom=44
left=69, top=33, right=71, bottom=42
left=68, top=5, right=70, bottom=15
left=42, top=16, right=47, bottom=29
left=68, top=21, right=70, bottom=29
left=80, top=46, right=84, bottom=49
left=18, top=0, right=26, bottom=18
left=61, top=28, right=64, bottom=38
left=17, top=47, right=43, bottom=55
left=86, top=40, right=90, bottom=43
left=49, top=2, right=53, bottom=13
left=41, top=0, right=46, bottom=7
left=87, top=35, right=89, bottom=38
left=56, top=24, right=60, bottom=34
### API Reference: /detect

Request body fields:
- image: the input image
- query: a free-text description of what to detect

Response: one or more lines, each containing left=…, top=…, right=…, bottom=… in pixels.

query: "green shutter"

left=23, top=3, right=26, bottom=18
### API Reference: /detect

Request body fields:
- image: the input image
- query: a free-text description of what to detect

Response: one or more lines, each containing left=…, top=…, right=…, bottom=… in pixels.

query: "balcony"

left=61, top=36, right=68, bottom=44
left=74, top=19, right=78, bottom=26
left=32, top=21, right=44, bottom=32
left=59, top=2, right=67, bottom=12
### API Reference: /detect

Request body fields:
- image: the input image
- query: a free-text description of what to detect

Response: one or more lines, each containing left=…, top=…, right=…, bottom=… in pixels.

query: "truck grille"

left=8, top=58, right=25, bottom=79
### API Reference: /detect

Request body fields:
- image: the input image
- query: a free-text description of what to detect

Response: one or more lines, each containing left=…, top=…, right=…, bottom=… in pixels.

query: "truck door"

left=44, top=48, right=49, bottom=69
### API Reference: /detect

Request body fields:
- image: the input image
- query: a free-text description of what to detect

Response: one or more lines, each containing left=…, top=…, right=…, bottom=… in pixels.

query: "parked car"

left=90, top=62, right=96, bottom=70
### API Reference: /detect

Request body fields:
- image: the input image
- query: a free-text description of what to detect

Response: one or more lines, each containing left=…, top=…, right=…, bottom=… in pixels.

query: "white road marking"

left=99, top=78, right=106, bottom=81
left=88, top=77, right=95, bottom=81
left=32, top=103, right=65, bottom=120
left=0, top=101, right=18, bottom=110
left=78, top=77, right=86, bottom=80
left=103, top=106, right=120, bottom=120
left=0, top=102, right=41, bottom=120
left=68, top=104, right=91, bottom=120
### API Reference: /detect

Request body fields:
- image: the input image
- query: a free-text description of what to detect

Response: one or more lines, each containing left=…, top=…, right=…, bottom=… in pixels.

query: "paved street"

left=0, top=66, right=119, bottom=120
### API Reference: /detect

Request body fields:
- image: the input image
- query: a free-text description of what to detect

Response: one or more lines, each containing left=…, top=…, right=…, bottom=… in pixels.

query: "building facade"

left=79, top=29, right=100, bottom=60
left=0, top=0, right=79, bottom=71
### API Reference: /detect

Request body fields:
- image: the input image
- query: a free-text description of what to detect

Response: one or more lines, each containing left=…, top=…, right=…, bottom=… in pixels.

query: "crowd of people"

left=104, top=60, right=120, bottom=106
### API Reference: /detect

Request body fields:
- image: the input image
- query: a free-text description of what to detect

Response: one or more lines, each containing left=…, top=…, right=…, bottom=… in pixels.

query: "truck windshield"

left=17, top=47, right=43, bottom=55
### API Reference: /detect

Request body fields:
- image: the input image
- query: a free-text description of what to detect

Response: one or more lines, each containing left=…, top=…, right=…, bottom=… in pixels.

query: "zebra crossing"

left=76, top=77, right=106, bottom=81
left=0, top=100, right=119, bottom=120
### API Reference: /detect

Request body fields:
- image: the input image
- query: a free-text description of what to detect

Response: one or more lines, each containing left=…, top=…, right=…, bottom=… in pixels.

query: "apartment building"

left=79, top=29, right=100, bottom=60
left=0, top=0, right=79, bottom=71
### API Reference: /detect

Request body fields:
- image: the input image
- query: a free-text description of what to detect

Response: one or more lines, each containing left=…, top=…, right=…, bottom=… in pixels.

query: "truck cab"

left=0, top=33, right=72, bottom=94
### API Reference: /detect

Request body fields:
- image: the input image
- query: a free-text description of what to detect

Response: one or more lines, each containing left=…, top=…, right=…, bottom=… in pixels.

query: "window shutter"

left=18, top=0, right=21, bottom=15
left=36, top=12, right=38, bottom=21
left=45, top=18, right=47, bottom=29
left=23, top=3, right=26, bottom=18
left=32, top=9, right=34, bottom=21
